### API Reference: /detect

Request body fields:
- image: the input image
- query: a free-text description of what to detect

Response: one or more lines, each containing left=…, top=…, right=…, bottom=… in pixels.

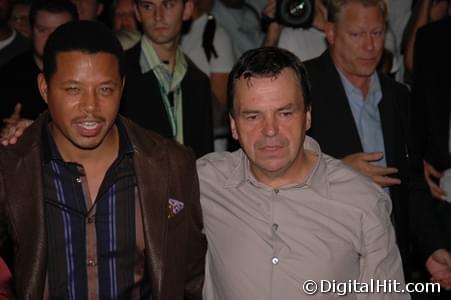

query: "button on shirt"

left=197, top=136, right=407, bottom=300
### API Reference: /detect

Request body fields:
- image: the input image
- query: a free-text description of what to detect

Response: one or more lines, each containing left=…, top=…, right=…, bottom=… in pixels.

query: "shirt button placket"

left=87, top=259, right=97, bottom=267
left=272, top=188, right=281, bottom=267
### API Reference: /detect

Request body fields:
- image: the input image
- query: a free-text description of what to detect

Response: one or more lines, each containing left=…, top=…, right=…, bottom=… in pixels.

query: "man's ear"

left=37, top=73, right=49, bottom=104
left=305, top=109, right=311, bottom=131
left=182, top=0, right=194, bottom=21
left=134, top=2, right=142, bottom=22
left=229, top=114, right=239, bottom=141
left=324, top=21, right=335, bottom=45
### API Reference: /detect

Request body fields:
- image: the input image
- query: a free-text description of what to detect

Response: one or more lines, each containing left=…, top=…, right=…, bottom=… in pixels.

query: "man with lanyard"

left=121, top=0, right=214, bottom=158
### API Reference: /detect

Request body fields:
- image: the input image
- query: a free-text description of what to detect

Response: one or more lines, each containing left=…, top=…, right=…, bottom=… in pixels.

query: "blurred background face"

left=0, top=0, right=14, bottom=25
left=113, top=0, right=137, bottom=30
left=430, top=0, right=450, bottom=22
left=9, top=3, right=31, bottom=37
left=32, top=10, right=73, bottom=60
left=326, top=2, right=385, bottom=79
left=71, top=0, right=103, bottom=20
left=135, top=0, right=192, bottom=45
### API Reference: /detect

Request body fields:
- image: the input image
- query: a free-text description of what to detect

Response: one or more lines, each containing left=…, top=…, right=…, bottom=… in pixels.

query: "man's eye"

left=245, top=115, right=257, bottom=121
left=372, top=31, right=383, bottom=37
left=140, top=2, right=153, bottom=10
left=163, top=0, right=176, bottom=8
left=100, top=87, right=114, bottom=95
left=65, top=87, right=79, bottom=94
left=279, top=111, right=293, bottom=117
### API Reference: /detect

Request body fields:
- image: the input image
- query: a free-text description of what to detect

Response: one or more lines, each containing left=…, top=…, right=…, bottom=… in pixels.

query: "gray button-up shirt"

left=197, top=136, right=408, bottom=300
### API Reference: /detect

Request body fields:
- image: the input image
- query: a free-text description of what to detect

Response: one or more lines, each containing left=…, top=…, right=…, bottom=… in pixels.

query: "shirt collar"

left=43, top=118, right=134, bottom=164
left=139, top=35, right=187, bottom=75
left=224, top=136, right=330, bottom=198
left=336, top=68, right=382, bottom=104
left=0, top=29, right=16, bottom=50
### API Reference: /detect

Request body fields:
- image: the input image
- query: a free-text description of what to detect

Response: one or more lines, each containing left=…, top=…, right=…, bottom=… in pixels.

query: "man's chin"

left=69, top=136, right=104, bottom=151
left=255, top=158, right=288, bottom=172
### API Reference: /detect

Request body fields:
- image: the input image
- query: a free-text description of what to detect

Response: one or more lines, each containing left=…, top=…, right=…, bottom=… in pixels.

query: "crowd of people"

left=0, top=0, right=450, bottom=299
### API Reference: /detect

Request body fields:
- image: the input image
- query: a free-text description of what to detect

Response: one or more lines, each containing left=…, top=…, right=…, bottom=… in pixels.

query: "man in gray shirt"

left=197, top=47, right=408, bottom=299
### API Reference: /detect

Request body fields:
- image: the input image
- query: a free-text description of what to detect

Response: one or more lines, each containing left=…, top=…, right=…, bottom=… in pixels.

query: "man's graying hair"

left=327, top=0, right=388, bottom=23
left=227, top=47, right=312, bottom=116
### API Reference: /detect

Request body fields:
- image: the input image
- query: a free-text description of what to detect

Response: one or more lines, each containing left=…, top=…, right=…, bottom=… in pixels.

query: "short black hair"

left=43, top=20, right=125, bottom=81
left=29, top=0, right=78, bottom=28
left=227, top=47, right=311, bottom=116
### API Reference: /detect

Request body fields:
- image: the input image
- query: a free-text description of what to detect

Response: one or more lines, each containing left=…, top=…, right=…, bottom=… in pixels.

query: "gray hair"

left=327, top=0, right=388, bottom=23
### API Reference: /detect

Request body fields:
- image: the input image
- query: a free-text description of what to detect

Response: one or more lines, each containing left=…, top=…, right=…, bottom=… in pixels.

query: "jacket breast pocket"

left=167, top=206, right=187, bottom=231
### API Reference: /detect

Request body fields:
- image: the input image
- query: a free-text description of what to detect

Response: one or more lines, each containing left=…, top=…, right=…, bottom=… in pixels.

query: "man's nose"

left=154, top=5, right=164, bottom=21
left=80, top=90, right=99, bottom=114
left=262, top=116, right=278, bottom=137
left=363, top=34, right=375, bottom=51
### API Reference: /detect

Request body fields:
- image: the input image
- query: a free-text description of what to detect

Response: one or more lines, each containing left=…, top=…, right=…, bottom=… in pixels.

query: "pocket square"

left=168, top=198, right=184, bottom=218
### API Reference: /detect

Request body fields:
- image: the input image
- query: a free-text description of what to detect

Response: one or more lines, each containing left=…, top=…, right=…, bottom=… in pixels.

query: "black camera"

left=276, top=0, right=314, bottom=28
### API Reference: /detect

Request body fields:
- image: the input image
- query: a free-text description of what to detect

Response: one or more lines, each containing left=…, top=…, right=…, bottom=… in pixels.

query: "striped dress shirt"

left=42, top=121, right=151, bottom=299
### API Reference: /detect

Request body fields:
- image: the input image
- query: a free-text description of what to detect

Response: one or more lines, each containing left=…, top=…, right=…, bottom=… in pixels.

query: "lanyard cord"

left=156, top=79, right=178, bottom=138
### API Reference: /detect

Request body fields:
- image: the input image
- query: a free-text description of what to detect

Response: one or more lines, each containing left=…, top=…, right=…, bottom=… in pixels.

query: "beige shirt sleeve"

left=358, top=192, right=410, bottom=300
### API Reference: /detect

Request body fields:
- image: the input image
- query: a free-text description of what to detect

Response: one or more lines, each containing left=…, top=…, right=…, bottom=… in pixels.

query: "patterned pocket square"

left=168, top=198, right=184, bottom=218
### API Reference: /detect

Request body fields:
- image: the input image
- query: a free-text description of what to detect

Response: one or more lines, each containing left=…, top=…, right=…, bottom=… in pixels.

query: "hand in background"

left=1, top=104, right=32, bottom=147
left=423, top=160, right=446, bottom=200
left=342, top=152, right=401, bottom=187
left=426, top=249, right=451, bottom=289
left=261, top=0, right=283, bottom=47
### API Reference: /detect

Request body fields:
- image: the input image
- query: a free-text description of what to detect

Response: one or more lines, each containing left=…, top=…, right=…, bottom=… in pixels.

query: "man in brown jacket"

left=0, top=20, right=206, bottom=299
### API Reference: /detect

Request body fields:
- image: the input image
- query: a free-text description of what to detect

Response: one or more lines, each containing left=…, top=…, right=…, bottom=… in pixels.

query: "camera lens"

left=276, top=0, right=314, bottom=28
left=288, top=0, right=307, bottom=17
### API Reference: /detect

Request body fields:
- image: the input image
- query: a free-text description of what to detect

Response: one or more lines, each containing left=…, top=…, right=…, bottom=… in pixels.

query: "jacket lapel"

left=328, top=67, right=364, bottom=152
left=125, top=119, right=169, bottom=299
left=310, top=51, right=363, bottom=155
left=378, top=75, right=397, bottom=168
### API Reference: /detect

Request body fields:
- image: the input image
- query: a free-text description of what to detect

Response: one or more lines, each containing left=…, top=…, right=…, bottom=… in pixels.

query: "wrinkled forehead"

left=234, top=72, right=305, bottom=105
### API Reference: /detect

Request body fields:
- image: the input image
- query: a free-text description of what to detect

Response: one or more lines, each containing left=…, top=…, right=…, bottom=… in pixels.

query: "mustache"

left=71, top=116, right=106, bottom=123
left=255, top=137, right=288, bottom=149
